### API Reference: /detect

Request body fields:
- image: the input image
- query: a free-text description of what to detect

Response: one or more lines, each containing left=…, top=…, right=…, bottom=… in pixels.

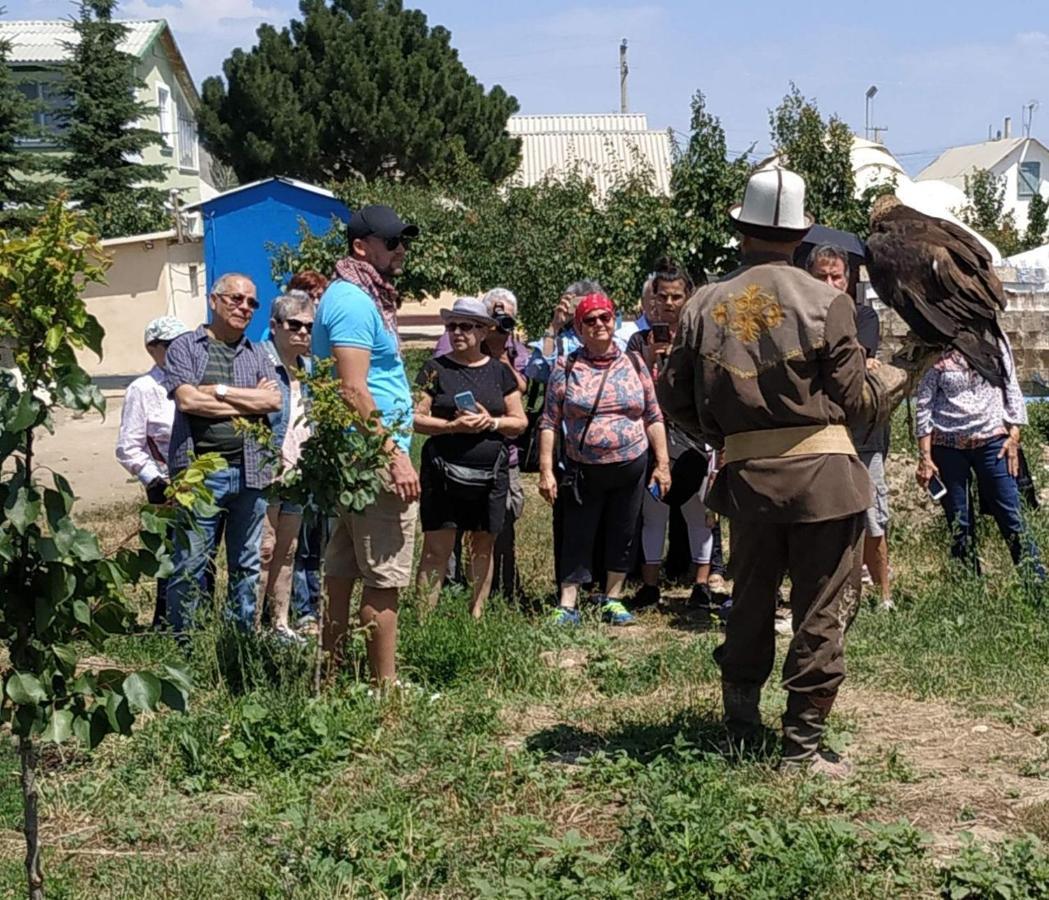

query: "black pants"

left=560, top=454, right=647, bottom=586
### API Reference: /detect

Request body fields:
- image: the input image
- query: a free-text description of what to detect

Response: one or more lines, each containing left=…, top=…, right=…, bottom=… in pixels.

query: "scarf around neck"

left=333, top=257, right=400, bottom=346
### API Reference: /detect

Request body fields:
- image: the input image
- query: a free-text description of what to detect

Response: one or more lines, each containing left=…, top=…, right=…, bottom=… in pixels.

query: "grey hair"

left=482, top=287, right=518, bottom=316
left=210, top=272, right=255, bottom=296
left=563, top=279, right=605, bottom=298
left=805, top=244, right=851, bottom=280
left=271, top=290, right=313, bottom=323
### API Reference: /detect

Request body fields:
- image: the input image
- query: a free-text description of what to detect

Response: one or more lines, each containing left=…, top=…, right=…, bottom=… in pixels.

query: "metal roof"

left=183, top=176, right=339, bottom=211
left=507, top=113, right=651, bottom=135
left=507, top=114, right=672, bottom=198
left=0, top=19, right=164, bottom=64
left=915, top=138, right=1046, bottom=185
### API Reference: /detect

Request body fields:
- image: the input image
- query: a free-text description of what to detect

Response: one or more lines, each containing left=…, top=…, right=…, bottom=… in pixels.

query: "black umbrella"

left=793, top=224, right=867, bottom=270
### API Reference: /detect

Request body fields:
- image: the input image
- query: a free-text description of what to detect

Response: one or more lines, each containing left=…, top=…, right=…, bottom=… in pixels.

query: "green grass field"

left=2, top=403, right=1049, bottom=898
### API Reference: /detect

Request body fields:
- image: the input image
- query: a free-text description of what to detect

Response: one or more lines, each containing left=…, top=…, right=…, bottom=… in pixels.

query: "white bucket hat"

left=728, top=166, right=814, bottom=239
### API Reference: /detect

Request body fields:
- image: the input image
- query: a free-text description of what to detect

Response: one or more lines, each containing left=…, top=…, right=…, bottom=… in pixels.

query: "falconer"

left=657, top=167, right=906, bottom=777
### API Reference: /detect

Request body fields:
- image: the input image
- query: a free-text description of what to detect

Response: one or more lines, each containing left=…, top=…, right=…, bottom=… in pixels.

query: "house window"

left=176, top=96, right=198, bottom=171
left=1018, top=161, right=1041, bottom=199
left=156, top=85, right=175, bottom=150
left=16, top=81, right=70, bottom=143
left=188, top=264, right=200, bottom=297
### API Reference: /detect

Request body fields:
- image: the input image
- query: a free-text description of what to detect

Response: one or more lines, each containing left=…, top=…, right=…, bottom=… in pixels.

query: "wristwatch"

left=215, top=383, right=229, bottom=399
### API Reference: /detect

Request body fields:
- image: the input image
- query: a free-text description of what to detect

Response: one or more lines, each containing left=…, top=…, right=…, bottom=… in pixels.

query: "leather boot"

left=722, top=680, right=762, bottom=744
left=780, top=692, right=852, bottom=779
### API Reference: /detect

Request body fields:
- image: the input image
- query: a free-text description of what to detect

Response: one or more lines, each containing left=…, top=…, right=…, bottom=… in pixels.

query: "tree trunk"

left=19, top=735, right=44, bottom=900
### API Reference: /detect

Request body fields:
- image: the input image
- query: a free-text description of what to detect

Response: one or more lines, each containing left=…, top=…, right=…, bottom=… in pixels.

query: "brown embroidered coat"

left=658, top=251, right=895, bottom=523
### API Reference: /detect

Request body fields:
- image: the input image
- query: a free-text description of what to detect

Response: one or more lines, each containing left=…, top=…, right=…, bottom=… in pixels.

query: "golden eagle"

left=866, top=195, right=1006, bottom=387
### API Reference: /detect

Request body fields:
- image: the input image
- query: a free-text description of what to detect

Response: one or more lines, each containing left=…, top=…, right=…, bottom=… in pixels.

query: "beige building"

left=77, top=232, right=206, bottom=377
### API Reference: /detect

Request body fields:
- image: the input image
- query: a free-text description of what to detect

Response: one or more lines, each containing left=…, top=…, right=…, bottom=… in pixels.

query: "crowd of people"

left=115, top=167, right=1045, bottom=774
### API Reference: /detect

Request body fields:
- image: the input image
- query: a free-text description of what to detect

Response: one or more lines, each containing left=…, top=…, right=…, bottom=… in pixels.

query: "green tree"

left=0, top=200, right=217, bottom=899
left=198, top=0, right=521, bottom=185
left=1023, top=191, right=1048, bottom=251
left=960, top=168, right=1021, bottom=256
left=58, top=0, right=170, bottom=238
left=669, top=91, right=752, bottom=279
left=769, top=84, right=865, bottom=233
left=0, top=9, right=54, bottom=231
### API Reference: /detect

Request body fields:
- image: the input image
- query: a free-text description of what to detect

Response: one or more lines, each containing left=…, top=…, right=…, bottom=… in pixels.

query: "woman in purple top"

left=538, top=293, right=671, bottom=626
left=915, top=337, right=1044, bottom=576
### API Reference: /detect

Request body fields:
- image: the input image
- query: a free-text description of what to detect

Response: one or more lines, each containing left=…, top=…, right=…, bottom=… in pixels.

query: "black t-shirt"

left=189, top=338, right=245, bottom=461
left=417, top=355, right=518, bottom=467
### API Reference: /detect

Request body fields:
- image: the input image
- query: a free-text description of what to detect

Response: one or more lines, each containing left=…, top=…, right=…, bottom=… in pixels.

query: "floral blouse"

left=539, top=347, right=663, bottom=465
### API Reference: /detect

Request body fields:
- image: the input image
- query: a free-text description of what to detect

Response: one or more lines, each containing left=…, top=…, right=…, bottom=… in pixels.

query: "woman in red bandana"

left=537, top=293, right=671, bottom=626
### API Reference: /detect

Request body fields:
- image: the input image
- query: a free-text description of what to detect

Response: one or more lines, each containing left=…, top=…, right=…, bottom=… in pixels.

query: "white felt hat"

left=728, top=166, right=814, bottom=237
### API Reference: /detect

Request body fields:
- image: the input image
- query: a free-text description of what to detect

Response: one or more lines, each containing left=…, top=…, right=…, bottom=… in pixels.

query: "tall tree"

left=960, top=168, right=1021, bottom=256
left=0, top=9, right=54, bottom=231
left=58, top=0, right=170, bottom=237
left=198, top=0, right=521, bottom=184
left=769, top=84, right=865, bottom=233
left=670, top=91, right=751, bottom=278
left=1023, top=191, right=1048, bottom=251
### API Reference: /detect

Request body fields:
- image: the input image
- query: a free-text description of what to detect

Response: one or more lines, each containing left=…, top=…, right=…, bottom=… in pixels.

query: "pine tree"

left=59, top=0, right=170, bottom=237
left=0, top=10, right=54, bottom=231
left=198, top=0, right=521, bottom=185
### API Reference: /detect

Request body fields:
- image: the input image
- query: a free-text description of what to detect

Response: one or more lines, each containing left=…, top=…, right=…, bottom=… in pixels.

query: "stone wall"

left=873, top=290, right=1049, bottom=379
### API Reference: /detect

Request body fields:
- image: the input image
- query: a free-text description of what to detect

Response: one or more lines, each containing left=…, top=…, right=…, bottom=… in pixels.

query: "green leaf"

left=242, top=700, right=268, bottom=723
left=5, top=486, right=41, bottom=534
left=6, top=673, right=47, bottom=705
left=42, top=708, right=73, bottom=744
left=53, top=644, right=77, bottom=673
left=104, top=691, right=134, bottom=735
left=6, top=392, right=38, bottom=431
left=162, top=664, right=192, bottom=695
left=159, top=679, right=187, bottom=713
left=45, top=323, right=65, bottom=352
left=122, top=672, right=161, bottom=712
left=70, top=528, right=101, bottom=561
left=73, top=599, right=91, bottom=625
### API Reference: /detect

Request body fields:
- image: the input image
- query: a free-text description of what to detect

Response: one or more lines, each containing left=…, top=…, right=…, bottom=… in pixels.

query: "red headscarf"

left=573, top=292, right=615, bottom=332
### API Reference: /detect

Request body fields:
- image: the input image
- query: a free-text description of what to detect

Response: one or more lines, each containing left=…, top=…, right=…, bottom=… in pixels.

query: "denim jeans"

left=291, top=516, right=325, bottom=619
left=932, top=437, right=1045, bottom=576
left=166, top=466, right=268, bottom=633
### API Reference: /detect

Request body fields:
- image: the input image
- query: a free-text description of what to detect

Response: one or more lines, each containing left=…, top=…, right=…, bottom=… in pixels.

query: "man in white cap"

left=116, top=315, right=189, bottom=627
left=658, top=167, right=906, bottom=776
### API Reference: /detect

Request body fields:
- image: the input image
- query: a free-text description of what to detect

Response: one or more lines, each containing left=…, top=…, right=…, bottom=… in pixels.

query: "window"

left=15, top=80, right=70, bottom=143
left=188, top=264, right=200, bottom=297
left=1018, top=161, right=1041, bottom=199
left=156, top=85, right=175, bottom=150
left=176, top=96, right=198, bottom=171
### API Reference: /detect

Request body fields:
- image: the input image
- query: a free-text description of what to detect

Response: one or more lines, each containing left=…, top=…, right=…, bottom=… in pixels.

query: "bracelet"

left=490, top=417, right=500, bottom=432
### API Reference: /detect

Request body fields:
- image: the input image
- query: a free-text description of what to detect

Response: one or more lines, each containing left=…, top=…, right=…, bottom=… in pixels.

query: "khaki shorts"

left=324, top=489, right=419, bottom=589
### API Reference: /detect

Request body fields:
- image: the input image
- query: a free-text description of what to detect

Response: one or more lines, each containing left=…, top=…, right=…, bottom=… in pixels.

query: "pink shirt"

left=115, top=366, right=174, bottom=485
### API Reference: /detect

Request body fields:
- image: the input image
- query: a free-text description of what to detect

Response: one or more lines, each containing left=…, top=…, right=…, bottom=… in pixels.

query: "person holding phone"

left=915, top=340, right=1045, bottom=578
left=414, top=298, right=528, bottom=618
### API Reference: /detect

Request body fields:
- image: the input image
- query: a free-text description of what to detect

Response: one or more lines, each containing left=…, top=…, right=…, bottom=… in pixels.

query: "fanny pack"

left=430, top=443, right=508, bottom=490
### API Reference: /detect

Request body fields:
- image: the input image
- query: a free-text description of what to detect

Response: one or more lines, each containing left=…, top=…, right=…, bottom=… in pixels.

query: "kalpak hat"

left=347, top=204, right=420, bottom=242
left=440, top=296, right=496, bottom=327
left=728, top=166, right=814, bottom=241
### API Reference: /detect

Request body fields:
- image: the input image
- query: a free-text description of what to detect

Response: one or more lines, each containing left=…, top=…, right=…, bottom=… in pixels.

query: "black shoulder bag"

left=559, top=352, right=612, bottom=505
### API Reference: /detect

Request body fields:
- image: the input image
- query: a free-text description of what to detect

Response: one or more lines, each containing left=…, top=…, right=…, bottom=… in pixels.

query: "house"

left=0, top=18, right=212, bottom=207
left=184, top=177, right=352, bottom=341
left=506, top=113, right=672, bottom=200
left=916, top=135, right=1049, bottom=232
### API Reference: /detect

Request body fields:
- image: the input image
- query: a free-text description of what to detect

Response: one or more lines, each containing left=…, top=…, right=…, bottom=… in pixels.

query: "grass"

left=2, top=403, right=1049, bottom=896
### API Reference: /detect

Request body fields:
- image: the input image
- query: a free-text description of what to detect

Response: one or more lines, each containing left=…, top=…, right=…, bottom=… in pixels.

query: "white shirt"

left=115, top=366, right=175, bottom=486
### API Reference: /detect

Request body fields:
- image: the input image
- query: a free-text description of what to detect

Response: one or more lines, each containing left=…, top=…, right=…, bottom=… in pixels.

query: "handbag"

left=558, top=352, right=612, bottom=505
left=515, top=378, right=545, bottom=474
left=664, top=447, right=709, bottom=507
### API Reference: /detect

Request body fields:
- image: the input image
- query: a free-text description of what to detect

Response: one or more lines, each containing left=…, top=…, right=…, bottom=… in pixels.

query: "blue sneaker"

left=597, top=597, right=636, bottom=626
left=550, top=606, right=581, bottom=626
left=713, top=597, right=733, bottom=621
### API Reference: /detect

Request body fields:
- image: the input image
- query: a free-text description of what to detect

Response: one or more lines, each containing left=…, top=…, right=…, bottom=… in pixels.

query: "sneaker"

left=877, top=597, right=897, bottom=612
left=628, top=584, right=661, bottom=610
left=550, top=606, right=581, bottom=626
left=774, top=617, right=793, bottom=636
left=689, top=583, right=714, bottom=609
left=273, top=625, right=307, bottom=645
left=781, top=749, right=853, bottom=780
left=368, top=679, right=441, bottom=703
left=708, top=573, right=728, bottom=594
left=861, top=565, right=873, bottom=586
left=713, top=597, right=733, bottom=621
left=295, top=613, right=318, bottom=630
left=599, top=598, right=636, bottom=626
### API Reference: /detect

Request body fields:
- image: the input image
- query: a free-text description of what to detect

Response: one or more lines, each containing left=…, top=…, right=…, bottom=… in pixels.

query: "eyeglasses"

left=283, top=318, right=313, bottom=334
left=581, top=312, right=614, bottom=327
left=445, top=321, right=477, bottom=333
left=215, top=292, right=260, bottom=311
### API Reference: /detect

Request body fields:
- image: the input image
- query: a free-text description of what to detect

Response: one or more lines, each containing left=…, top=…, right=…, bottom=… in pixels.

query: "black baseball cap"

left=346, top=204, right=420, bottom=243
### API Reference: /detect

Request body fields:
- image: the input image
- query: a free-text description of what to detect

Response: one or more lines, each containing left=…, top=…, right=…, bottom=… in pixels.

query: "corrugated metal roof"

left=507, top=114, right=650, bottom=135
left=0, top=19, right=163, bottom=64
left=915, top=138, right=1034, bottom=184
left=510, top=129, right=673, bottom=198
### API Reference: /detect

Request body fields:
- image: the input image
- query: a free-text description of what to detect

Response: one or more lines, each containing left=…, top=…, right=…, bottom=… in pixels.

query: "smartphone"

left=927, top=474, right=947, bottom=501
left=648, top=482, right=663, bottom=501
left=650, top=322, right=671, bottom=343
left=453, top=391, right=479, bottom=413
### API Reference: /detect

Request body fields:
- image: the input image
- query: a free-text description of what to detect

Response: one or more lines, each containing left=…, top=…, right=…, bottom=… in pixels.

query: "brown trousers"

left=715, top=513, right=865, bottom=709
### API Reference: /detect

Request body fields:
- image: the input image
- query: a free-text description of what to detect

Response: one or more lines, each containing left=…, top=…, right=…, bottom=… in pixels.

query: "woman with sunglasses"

left=414, top=298, right=528, bottom=617
left=538, top=293, right=671, bottom=626
left=258, top=291, right=315, bottom=642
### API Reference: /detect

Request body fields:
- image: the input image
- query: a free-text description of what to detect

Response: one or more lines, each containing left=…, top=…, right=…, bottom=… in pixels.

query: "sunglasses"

left=369, top=235, right=409, bottom=252
left=581, top=312, right=614, bottom=327
left=147, top=339, right=173, bottom=349
left=445, top=321, right=478, bottom=333
left=216, top=291, right=260, bottom=311
left=283, top=318, right=313, bottom=334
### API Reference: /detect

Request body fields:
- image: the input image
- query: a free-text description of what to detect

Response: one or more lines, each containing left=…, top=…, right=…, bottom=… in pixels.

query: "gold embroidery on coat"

left=711, top=285, right=784, bottom=342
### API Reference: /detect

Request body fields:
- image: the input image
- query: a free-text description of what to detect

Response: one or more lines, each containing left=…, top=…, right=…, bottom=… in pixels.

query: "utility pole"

left=1024, top=101, right=1039, bottom=138
left=619, top=39, right=629, bottom=114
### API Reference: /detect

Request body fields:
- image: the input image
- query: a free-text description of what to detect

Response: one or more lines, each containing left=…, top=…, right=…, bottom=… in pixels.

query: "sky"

left=6, top=0, right=1049, bottom=175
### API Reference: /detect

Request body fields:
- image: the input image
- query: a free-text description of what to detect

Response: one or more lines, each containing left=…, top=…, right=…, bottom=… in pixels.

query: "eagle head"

left=869, top=193, right=902, bottom=226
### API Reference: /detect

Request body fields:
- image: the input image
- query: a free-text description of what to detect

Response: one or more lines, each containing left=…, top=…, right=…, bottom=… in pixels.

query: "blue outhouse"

left=187, top=177, right=351, bottom=342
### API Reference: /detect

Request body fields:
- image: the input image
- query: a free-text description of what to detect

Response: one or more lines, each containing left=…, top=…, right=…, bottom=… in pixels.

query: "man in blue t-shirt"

left=312, top=204, right=420, bottom=688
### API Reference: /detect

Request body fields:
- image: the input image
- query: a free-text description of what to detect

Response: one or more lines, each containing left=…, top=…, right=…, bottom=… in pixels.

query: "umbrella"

left=793, top=224, right=867, bottom=270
